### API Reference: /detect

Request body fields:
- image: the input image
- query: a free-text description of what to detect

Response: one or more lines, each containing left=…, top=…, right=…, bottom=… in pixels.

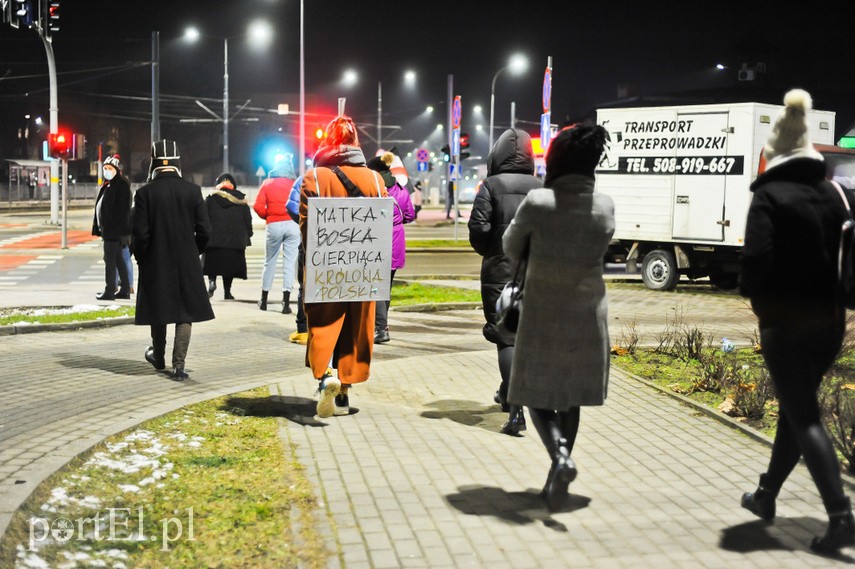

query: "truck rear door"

left=671, top=112, right=730, bottom=241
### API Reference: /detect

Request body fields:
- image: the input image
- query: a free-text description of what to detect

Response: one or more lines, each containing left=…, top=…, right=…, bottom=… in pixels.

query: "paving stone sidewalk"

left=274, top=352, right=853, bottom=568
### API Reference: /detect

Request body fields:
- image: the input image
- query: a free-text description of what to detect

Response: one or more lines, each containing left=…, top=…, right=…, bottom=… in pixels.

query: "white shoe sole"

left=316, top=377, right=341, bottom=418
left=333, top=405, right=350, bottom=416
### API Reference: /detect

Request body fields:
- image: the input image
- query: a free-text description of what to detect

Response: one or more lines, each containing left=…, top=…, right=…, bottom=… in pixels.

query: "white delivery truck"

left=595, top=102, right=855, bottom=290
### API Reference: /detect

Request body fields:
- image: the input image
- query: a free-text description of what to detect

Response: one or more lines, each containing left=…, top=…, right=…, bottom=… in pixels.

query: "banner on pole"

left=305, top=197, right=393, bottom=303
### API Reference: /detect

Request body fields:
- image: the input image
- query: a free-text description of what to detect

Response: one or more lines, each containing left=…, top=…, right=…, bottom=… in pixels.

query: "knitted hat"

left=148, top=139, right=182, bottom=179
left=215, top=173, right=236, bottom=191
left=763, top=89, right=823, bottom=170
left=366, top=154, right=391, bottom=172
left=367, top=152, right=395, bottom=188
left=103, top=155, right=121, bottom=171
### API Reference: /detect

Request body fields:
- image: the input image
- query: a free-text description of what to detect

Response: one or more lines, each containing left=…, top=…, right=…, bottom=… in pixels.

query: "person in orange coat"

left=299, top=116, right=388, bottom=418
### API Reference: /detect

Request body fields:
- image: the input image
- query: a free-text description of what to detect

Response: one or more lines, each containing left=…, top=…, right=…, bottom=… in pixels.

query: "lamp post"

left=340, top=69, right=417, bottom=154
left=488, top=54, right=529, bottom=152
left=184, top=21, right=272, bottom=174
left=299, top=0, right=305, bottom=176
left=222, top=37, right=229, bottom=173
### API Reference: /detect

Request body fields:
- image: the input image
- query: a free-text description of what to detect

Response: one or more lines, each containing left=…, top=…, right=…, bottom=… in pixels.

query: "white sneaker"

left=316, top=375, right=341, bottom=418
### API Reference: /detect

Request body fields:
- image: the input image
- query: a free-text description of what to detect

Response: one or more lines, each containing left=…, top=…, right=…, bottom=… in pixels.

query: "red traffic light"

left=460, top=133, right=470, bottom=149
left=49, top=131, right=72, bottom=159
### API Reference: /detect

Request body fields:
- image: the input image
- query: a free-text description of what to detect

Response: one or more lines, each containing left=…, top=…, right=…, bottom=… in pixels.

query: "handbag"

left=495, top=246, right=529, bottom=335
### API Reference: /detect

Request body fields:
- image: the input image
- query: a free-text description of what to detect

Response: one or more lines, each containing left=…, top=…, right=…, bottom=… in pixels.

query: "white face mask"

left=104, top=170, right=116, bottom=181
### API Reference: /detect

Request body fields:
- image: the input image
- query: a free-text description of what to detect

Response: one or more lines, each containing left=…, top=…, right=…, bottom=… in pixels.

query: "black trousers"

left=103, top=239, right=129, bottom=293
left=759, top=303, right=847, bottom=510
left=296, top=246, right=307, bottom=333
left=374, top=269, right=397, bottom=330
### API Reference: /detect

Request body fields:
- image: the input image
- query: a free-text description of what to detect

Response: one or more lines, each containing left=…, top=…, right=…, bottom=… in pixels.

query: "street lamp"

left=340, top=69, right=417, bottom=153
left=184, top=21, right=273, bottom=173
left=488, top=53, right=528, bottom=151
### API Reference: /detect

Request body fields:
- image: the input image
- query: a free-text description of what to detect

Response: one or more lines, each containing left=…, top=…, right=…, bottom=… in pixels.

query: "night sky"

left=2, top=1, right=854, bottom=175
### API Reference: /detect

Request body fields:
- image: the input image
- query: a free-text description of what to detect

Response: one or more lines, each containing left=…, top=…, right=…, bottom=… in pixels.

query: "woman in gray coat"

left=503, top=125, right=615, bottom=511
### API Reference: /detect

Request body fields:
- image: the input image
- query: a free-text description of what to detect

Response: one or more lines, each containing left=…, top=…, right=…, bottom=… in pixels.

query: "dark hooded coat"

left=132, top=171, right=215, bottom=325
left=205, top=188, right=253, bottom=250
left=467, top=128, right=541, bottom=347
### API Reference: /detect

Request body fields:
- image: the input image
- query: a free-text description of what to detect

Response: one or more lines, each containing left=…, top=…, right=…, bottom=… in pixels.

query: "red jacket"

left=253, top=177, right=295, bottom=224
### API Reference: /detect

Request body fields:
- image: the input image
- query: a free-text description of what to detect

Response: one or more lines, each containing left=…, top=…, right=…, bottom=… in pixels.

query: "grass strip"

left=1, top=387, right=329, bottom=569
left=0, top=306, right=134, bottom=326
left=612, top=350, right=778, bottom=438
left=390, top=281, right=480, bottom=306
left=406, top=239, right=472, bottom=248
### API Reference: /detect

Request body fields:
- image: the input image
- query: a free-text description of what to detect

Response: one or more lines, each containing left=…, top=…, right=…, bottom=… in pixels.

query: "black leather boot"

left=528, top=409, right=577, bottom=510
left=258, top=290, right=268, bottom=311
left=500, top=406, right=526, bottom=436
left=144, top=346, right=165, bottom=371
left=542, top=438, right=577, bottom=512
left=812, top=498, right=855, bottom=554
left=740, top=473, right=777, bottom=521
left=282, top=291, right=292, bottom=314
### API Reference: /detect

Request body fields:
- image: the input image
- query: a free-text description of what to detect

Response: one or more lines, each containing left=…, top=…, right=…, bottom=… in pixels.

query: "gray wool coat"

left=503, top=174, right=615, bottom=410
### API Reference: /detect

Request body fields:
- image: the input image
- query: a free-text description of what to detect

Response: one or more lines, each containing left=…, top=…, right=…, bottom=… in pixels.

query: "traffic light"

left=460, top=132, right=470, bottom=160
left=48, top=130, right=72, bottom=159
left=46, top=0, right=60, bottom=35
left=9, top=0, right=34, bottom=29
left=440, top=144, right=450, bottom=162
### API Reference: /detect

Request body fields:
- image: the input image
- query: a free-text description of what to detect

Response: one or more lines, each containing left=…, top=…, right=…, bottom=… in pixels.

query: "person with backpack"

left=299, top=116, right=389, bottom=418
left=739, top=89, right=855, bottom=554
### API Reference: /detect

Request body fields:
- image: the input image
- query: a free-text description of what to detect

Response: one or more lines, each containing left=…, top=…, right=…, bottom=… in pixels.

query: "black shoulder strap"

left=330, top=166, right=363, bottom=198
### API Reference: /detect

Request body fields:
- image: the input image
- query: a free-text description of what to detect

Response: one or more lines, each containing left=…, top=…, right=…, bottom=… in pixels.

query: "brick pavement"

left=278, top=352, right=853, bottom=568
left=1, top=212, right=852, bottom=566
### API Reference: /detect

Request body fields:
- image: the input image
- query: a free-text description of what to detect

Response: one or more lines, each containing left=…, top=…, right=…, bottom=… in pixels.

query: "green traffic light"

left=840, top=136, right=855, bottom=149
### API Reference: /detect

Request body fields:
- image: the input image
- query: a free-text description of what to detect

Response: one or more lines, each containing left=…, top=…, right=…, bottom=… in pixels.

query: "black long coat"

left=467, top=129, right=541, bottom=347
left=132, top=171, right=215, bottom=325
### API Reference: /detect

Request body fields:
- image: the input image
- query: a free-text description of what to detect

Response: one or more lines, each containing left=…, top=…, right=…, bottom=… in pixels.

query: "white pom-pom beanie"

left=763, top=88, right=823, bottom=170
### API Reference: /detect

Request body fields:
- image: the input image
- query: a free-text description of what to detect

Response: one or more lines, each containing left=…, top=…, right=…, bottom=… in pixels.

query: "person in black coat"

left=132, top=140, right=215, bottom=381
left=468, top=128, right=542, bottom=435
left=203, top=173, right=253, bottom=300
left=739, top=90, right=855, bottom=553
left=92, top=155, right=132, bottom=300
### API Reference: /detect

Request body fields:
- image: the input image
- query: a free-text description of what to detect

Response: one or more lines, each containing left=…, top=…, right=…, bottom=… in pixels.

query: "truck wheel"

left=709, top=271, right=739, bottom=291
left=641, top=249, right=679, bottom=291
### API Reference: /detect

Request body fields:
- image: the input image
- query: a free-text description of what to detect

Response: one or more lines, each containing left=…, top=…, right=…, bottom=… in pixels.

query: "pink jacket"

left=389, top=182, right=415, bottom=269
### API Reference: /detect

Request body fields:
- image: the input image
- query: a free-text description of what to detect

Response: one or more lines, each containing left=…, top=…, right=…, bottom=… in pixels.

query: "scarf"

left=313, top=144, right=366, bottom=168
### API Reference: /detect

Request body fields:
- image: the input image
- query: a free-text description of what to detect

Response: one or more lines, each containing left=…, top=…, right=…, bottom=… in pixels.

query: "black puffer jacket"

left=468, top=128, right=541, bottom=346
left=205, top=188, right=253, bottom=249
left=740, top=157, right=851, bottom=317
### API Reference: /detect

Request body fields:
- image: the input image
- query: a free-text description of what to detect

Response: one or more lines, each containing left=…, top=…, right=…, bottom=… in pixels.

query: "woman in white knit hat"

left=740, top=89, right=855, bottom=553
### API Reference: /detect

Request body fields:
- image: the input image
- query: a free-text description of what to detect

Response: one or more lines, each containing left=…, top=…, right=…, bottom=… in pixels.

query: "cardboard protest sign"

left=305, top=197, right=394, bottom=303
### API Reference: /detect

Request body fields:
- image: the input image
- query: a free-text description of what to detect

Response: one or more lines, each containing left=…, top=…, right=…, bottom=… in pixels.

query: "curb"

left=0, top=302, right=482, bottom=333
left=0, top=316, right=135, bottom=336
left=616, top=365, right=855, bottom=491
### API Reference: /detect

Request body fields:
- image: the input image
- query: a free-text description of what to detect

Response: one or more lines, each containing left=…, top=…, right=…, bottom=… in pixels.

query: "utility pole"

left=151, top=31, right=160, bottom=143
